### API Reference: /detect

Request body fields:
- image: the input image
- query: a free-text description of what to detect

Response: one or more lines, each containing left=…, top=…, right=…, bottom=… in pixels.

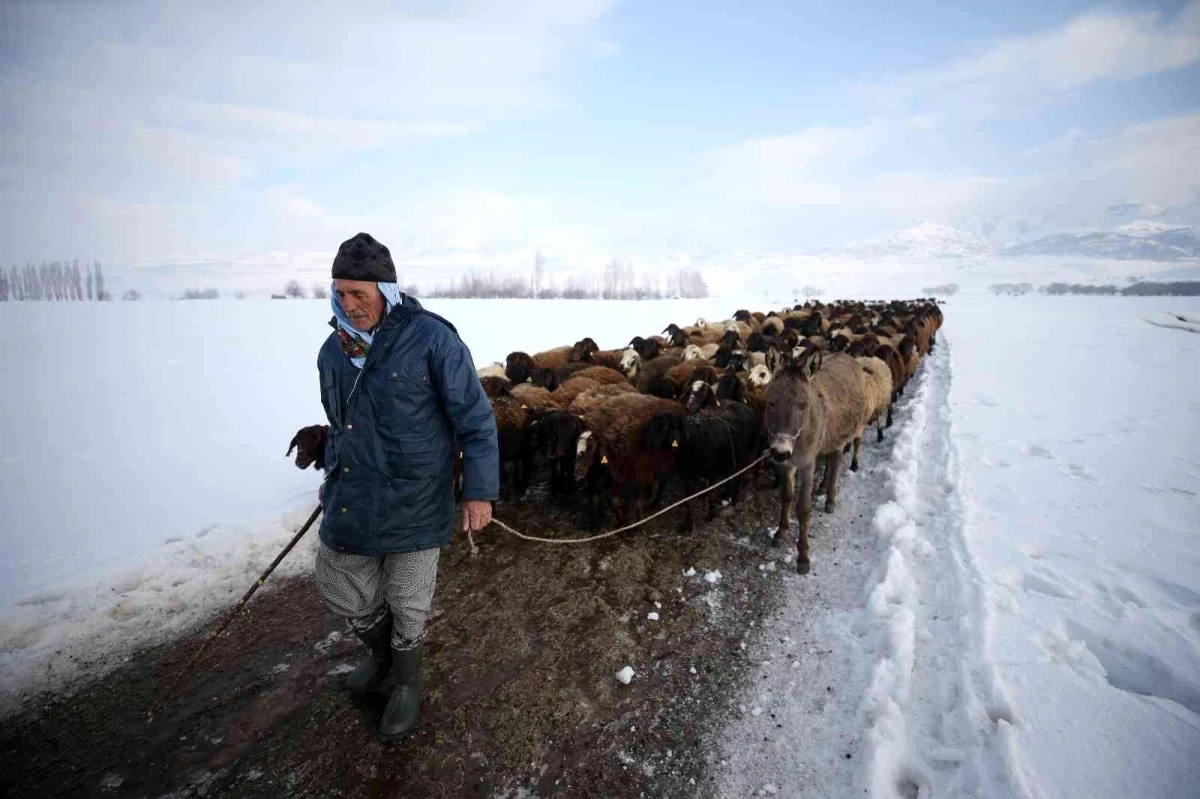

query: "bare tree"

left=284, top=279, right=306, bottom=299
left=94, top=261, right=107, bottom=300
left=122, top=289, right=141, bottom=301
left=531, top=250, right=544, bottom=297
left=86, top=264, right=94, bottom=300
left=311, top=283, right=329, bottom=299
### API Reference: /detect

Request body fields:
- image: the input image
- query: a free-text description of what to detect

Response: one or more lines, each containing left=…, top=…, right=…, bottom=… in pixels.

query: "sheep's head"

left=691, top=365, right=719, bottom=386
left=642, top=412, right=685, bottom=453
left=574, top=430, right=608, bottom=481
left=571, top=337, right=600, bottom=363
left=618, top=348, right=640, bottom=380
left=542, top=411, right=583, bottom=459
left=720, top=329, right=742, bottom=350
left=531, top=367, right=558, bottom=390
left=746, top=332, right=768, bottom=353
left=685, top=380, right=719, bottom=413
left=748, top=364, right=772, bottom=387
left=287, top=425, right=329, bottom=471
left=505, top=351, right=536, bottom=384
left=662, top=325, right=687, bottom=348
left=714, top=373, right=747, bottom=404
left=635, top=337, right=662, bottom=360
left=628, top=335, right=646, bottom=351
left=477, top=362, right=507, bottom=380
left=733, top=309, right=752, bottom=323
left=682, top=344, right=703, bottom=362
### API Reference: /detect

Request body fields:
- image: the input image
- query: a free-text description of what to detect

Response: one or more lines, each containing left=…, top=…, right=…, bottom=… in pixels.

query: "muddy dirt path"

left=2, top=460, right=889, bottom=798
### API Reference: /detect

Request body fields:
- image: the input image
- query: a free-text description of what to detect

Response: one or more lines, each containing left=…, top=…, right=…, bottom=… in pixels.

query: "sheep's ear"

left=286, top=435, right=298, bottom=457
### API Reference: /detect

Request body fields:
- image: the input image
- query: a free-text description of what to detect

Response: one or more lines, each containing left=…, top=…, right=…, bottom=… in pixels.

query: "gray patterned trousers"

left=314, top=544, right=440, bottom=650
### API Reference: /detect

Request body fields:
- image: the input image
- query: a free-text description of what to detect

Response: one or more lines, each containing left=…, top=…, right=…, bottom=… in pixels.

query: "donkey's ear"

left=286, top=435, right=299, bottom=457
left=809, top=351, right=823, bottom=377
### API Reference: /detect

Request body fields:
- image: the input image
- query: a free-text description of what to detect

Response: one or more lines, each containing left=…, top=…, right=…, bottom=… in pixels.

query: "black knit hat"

left=331, top=232, right=397, bottom=282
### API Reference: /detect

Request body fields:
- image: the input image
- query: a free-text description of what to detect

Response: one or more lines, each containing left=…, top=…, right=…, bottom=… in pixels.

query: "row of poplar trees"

left=0, top=261, right=109, bottom=301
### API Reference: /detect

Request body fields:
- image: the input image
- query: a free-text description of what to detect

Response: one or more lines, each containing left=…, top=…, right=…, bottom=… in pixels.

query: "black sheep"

left=535, top=410, right=583, bottom=497
left=642, top=393, right=758, bottom=533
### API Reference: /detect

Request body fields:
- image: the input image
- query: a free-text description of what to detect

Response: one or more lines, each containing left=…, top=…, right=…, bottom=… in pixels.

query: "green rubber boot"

left=345, top=612, right=393, bottom=696
left=380, top=643, right=424, bottom=741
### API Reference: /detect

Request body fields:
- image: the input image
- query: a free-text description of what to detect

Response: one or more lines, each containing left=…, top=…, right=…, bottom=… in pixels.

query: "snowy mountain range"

left=837, top=221, right=1199, bottom=262
left=1001, top=227, right=1199, bottom=261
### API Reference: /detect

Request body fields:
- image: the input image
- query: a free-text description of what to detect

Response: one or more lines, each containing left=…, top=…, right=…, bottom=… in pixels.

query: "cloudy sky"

left=1, top=0, right=1198, bottom=279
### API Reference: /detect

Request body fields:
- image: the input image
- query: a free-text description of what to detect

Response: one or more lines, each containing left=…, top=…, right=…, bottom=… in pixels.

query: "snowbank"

left=947, top=296, right=1200, bottom=798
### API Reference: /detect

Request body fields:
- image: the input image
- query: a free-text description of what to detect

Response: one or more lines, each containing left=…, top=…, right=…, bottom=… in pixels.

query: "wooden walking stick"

left=146, top=504, right=323, bottom=722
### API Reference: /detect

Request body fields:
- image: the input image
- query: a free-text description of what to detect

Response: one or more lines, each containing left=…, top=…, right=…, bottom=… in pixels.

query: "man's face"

left=334, top=279, right=386, bottom=332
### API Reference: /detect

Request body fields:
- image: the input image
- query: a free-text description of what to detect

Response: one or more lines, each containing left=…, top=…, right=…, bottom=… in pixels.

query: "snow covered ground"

left=716, top=295, right=1200, bottom=798
left=0, top=297, right=731, bottom=706
left=2, top=291, right=1198, bottom=798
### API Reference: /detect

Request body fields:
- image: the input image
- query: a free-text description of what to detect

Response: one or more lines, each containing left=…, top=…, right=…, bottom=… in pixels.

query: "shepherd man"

left=314, top=232, right=499, bottom=740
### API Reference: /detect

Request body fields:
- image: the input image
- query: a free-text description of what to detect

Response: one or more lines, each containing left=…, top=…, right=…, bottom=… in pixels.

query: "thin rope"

left=469, top=452, right=768, bottom=553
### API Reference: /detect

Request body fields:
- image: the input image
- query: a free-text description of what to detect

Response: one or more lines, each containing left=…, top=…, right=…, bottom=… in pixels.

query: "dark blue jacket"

left=317, top=295, right=499, bottom=555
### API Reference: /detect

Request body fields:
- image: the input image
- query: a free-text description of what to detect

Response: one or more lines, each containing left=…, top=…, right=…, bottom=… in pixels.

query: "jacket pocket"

left=321, top=371, right=342, bottom=427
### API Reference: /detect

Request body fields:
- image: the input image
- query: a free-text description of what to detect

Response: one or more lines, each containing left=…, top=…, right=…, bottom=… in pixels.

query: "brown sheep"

left=287, top=425, right=328, bottom=471
left=625, top=351, right=684, bottom=391
left=489, top=394, right=540, bottom=499
left=505, top=348, right=574, bottom=384
left=571, top=365, right=631, bottom=386
left=533, top=345, right=574, bottom=372
left=763, top=351, right=867, bottom=574
left=479, top=375, right=512, bottom=398
left=589, top=348, right=630, bottom=370
left=872, top=343, right=905, bottom=399
left=574, top=393, right=686, bottom=528
left=568, top=382, right=639, bottom=415
left=511, top=383, right=563, bottom=413
left=663, top=360, right=718, bottom=396
left=553, top=376, right=601, bottom=407
left=855, top=356, right=894, bottom=453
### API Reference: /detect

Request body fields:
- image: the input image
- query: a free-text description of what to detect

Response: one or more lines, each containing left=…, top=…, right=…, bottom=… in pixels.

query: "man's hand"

left=462, top=500, right=493, bottom=532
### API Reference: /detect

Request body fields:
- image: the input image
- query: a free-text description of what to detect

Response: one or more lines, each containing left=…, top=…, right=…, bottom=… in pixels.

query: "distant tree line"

left=425, top=260, right=709, bottom=300
left=990, top=282, right=1034, bottom=296
left=0, top=260, right=111, bottom=301
left=1041, top=281, right=1200, bottom=296
left=922, top=283, right=959, bottom=296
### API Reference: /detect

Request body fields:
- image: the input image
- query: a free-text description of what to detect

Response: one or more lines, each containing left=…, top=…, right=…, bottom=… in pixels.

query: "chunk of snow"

left=647, top=612, right=659, bottom=621
left=683, top=567, right=697, bottom=577
left=704, top=570, right=722, bottom=583
left=615, top=666, right=635, bottom=685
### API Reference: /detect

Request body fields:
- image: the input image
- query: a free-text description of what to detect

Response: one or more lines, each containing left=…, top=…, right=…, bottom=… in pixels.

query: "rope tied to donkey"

left=469, top=452, right=769, bottom=554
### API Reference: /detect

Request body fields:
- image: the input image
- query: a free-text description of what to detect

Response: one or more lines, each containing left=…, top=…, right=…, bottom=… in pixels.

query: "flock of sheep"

left=475, top=299, right=944, bottom=573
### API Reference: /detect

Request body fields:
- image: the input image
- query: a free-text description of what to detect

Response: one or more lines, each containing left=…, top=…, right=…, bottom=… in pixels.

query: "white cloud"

left=870, top=2, right=1200, bottom=113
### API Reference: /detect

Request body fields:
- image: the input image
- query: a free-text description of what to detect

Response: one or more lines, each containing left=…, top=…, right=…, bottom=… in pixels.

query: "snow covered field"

left=716, top=295, right=1200, bottom=798
left=2, top=292, right=1198, bottom=798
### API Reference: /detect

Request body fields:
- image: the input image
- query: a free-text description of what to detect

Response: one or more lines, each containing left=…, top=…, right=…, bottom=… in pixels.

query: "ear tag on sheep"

left=520, top=404, right=528, bottom=409
left=526, top=377, right=533, bottom=383
left=600, top=455, right=609, bottom=464
left=671, top=441, right=679, bottom=449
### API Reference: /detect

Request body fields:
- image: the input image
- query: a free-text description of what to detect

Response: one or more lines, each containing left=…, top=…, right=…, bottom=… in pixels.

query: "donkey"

left=763, top=351, right=867, bottom=573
